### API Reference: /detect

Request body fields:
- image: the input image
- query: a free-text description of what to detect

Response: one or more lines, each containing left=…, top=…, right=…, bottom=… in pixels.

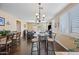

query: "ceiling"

left=0, top=3, right=69, bottom=21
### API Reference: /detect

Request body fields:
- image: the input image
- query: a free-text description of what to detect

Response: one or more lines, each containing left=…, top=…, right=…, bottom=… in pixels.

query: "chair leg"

left=47, top=41, right=48, bottom=55
left=38, top=41, right=40, bottom=55
left=31, top=42, right=33, bottom=55
left=5, top=45, right=8, bottom=55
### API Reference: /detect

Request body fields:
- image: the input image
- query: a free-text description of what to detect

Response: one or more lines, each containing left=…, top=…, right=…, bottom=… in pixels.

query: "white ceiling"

left=0, top=3, right=68, bottom=21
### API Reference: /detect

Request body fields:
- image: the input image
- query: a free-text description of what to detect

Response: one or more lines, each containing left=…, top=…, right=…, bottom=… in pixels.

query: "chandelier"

left=35, top=3, right=45, bottom=23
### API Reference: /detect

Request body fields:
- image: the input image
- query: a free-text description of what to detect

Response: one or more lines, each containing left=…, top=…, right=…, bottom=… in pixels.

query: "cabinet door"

left=70, top=4, right=79, bottom=33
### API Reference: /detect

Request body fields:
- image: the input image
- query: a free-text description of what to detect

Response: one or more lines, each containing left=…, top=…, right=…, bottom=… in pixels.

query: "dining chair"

left=12, top=34, right=17, bottom=46
left=16, top=32, right=21, bottom=45
left=7, top=34, right=14, bottom=54
left=0, top=35, right=13, bottom=55
left=12, top=32, right=21, bottom=46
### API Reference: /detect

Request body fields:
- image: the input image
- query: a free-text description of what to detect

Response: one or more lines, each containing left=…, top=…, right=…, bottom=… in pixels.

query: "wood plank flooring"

left=0, top=39, right=67, bottom=55
left=1, top=38, right=67, bottom=55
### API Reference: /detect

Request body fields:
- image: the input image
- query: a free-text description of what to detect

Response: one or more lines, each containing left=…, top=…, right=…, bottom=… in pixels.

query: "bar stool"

left=47, top=38, right=54, bottom=55
left=47, top=33, right=56, bottom=55
left=31, top=37, right=39, bottom=55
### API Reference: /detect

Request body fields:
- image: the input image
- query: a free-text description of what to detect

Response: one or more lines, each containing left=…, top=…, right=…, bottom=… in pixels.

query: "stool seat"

left=32, top=38, right=38, bottom=42
left=48, top=38, right=53, bottom=42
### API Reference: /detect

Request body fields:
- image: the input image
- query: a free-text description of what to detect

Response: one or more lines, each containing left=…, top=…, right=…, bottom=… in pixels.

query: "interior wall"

left=27, top=22, right=36, bottom=31
left=0, top=10, right=27, bottom=36
left=0, top=10, right=16, bottom=31
left=16, top=20, right=21, bottom=32
left=54, top=4, right=77, bottom=34
left=53, top=4, right=79, bottom=50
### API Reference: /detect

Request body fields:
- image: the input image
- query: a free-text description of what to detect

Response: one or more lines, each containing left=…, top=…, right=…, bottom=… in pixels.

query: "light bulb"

left=42, top=15, right=45, bottom=18
left=37, top=16, right=39, bottom=18
left=35, top=13, right=39, bottom=16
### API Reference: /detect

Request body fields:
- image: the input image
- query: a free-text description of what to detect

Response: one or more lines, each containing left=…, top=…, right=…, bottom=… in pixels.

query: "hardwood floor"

left=12, top=39, right=32, bottom=55
left=54, top=42, right=67, bottom=52
left=10, top=38, right=67, bottom=55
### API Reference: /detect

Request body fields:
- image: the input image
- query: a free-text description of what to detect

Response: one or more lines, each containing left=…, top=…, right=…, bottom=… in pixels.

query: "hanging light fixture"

left=35, top=3, right=45, bottom=23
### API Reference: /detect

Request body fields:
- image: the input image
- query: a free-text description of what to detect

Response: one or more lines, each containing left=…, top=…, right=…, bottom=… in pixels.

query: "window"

left=70, top=4, right=79, bottom=33
left=59, top=11, right=70, bottom=33
left=59, top=4, right=79, bottom=34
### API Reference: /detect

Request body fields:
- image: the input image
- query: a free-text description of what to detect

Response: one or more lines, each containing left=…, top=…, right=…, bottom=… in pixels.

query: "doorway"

left=48, top=25, right=51, bottom=30
left=16, top=20, right=21, bottom=32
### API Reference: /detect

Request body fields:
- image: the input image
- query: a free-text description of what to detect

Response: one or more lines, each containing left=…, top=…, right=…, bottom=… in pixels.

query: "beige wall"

left=27, top=22, right=37, bottom=31
left=0, top=10, right=16, bottom=31
left=0, top=10, right=27, bottom=36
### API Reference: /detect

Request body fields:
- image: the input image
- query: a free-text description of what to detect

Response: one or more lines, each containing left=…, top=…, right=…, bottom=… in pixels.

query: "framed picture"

left=0, top=17, right=5, bottom=26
